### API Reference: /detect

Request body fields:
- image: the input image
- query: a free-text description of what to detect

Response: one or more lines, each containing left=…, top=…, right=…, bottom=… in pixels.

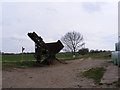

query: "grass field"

left=57, top=52, right=111, bottom=61
left=2, top=52, right=111, bottom=66
left=2, top=54, right=35, bottom=61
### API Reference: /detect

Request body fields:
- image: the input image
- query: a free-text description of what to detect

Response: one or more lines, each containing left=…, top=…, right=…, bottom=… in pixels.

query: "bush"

left=78, top=48, right=89, bottom=55
left=90, top=49, right=100, bottom=53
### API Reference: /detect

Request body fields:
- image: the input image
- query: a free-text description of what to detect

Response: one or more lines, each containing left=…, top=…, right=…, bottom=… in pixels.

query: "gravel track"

left=2, top=58, right=118, bottom=88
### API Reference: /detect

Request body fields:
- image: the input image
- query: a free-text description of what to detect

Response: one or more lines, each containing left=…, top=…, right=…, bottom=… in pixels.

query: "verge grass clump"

left=115, top=78, right=120, bottom=87
left=102, top=78, right=120, bottom=87
left=2, top=61, right=35, bottom=67
left=82, top=67, right=106, bottom=84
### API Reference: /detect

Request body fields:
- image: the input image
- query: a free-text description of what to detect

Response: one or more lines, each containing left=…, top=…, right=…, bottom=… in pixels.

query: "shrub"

left=78, top=48, right=89, bottom=55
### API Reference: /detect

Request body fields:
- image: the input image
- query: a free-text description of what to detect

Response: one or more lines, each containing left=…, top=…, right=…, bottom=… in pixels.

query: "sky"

left=1, top=1, right=118, bottom=53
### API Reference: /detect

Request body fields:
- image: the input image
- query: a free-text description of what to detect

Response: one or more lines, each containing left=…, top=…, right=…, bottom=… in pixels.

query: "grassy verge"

left=115, top=78, right=120, bottom=87
left=60, top=52, right=111, bottom=61
left=2, top=61, right=35, bottom=67
left=2, top=54, right=35, bottom=62
left=82, top=67, right=106, bottom=84
left=2, top=52, right=111, bottom=61
left=105, top=78, right=120, bottom=87
left=2, top=52, right=111, bottom=67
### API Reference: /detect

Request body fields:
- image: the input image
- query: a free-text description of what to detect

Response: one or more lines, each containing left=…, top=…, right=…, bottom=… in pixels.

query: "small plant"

left=102, top=79, right=120, bottom=87
left=115, top=78, right=120, bottom=87
left=82, top=67, right=106, bottom=84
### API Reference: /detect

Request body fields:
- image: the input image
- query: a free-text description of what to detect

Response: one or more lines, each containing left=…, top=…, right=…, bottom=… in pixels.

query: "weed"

left=82, top=67, right=106, bottom=84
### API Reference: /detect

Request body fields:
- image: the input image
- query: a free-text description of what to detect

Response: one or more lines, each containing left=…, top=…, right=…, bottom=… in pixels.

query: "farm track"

left=2, top=58, right=118, bottom=88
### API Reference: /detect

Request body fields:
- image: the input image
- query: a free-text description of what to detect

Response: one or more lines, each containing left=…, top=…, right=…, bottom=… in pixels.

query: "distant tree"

left=61, top=31, right=84, bottom=55
left=78, top=48, right=89, bottom=55
left=89, top=49, right=107, bottom=53
left=99, top=50, right=103, bottom=52
left=90, top=50, right=98, bottom=53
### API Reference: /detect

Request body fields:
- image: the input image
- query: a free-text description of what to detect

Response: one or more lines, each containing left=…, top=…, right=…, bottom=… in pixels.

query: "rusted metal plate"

left=28, top=32, right=64, bottom=64
left=46, top=40, right=64, bottom=54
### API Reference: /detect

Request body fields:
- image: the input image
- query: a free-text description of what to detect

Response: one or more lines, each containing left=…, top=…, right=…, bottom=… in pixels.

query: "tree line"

left=1, top=31, right=111, bottom=55
left=61, top=31, right=111, bottom=56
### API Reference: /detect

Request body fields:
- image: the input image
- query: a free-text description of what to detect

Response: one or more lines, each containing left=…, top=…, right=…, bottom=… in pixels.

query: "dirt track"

left=2, top=58, right=118, bottom=88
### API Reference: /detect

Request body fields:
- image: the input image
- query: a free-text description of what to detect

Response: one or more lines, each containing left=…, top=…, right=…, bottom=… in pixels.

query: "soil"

left=2, top=58, right=119, bottom=88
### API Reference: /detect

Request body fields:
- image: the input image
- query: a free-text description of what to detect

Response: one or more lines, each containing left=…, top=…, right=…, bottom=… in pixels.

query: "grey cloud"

left=46, top=8, right=57, bottom=13
left=2, top=37, right=34, bottom=53
left=9, top=35, right=27, bottom=41
left=81, top=2, right=106, bottom=13
left=2, top=2, right=117, bottom=53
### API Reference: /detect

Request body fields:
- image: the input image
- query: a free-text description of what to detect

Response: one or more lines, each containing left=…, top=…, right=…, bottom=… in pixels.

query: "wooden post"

left=21, top=47, right=25, bottom=63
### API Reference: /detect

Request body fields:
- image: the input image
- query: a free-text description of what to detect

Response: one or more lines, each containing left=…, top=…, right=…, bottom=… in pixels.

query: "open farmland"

left=2, top=52, right=119, bottom=88
left=2, top=52, right=111, bottom=66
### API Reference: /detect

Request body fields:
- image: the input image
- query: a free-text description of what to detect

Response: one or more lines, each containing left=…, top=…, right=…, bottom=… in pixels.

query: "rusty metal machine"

left=28, top=32, right=64, bottom=65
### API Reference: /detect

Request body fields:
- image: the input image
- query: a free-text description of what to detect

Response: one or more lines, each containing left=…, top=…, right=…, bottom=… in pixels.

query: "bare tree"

left=61, top=31, right=84, bottom=55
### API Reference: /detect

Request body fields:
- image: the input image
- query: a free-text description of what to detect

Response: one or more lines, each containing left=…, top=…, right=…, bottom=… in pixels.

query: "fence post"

left=21, top=47, right=25, bottom=63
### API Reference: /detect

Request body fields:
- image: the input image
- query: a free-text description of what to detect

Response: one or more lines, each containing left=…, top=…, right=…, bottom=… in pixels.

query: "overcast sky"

left=1, top=1, right=118, bottom=53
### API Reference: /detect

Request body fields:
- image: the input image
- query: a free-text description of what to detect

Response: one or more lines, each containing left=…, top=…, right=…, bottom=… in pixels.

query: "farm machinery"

left=28, top=32, right=64, bottom=65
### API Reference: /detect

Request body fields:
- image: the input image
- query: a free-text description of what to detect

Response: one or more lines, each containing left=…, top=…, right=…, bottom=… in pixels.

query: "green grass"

left=2, top=54, right=35, bottom=61
left=93, top=77, right=120, bottom=87
left=101, top=78, right=120, bottom=87
left=2, top=52, right=111, bottom=66
left=80, top=52, right=111, bottom=59
left=3, top=61, right=35, bottom=67
left=58, top=52, right=111, bottom=61
left=2, top=54, right=36, bottom=66
left=82, top=67, right=106, bottom=84
left=113, top=78, right=120, bottom=87
left=56, top=52, right=80, bottom=58
left=2, top=52, right=111, bottom=61
left=87, top=52, right=111, bottom=59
